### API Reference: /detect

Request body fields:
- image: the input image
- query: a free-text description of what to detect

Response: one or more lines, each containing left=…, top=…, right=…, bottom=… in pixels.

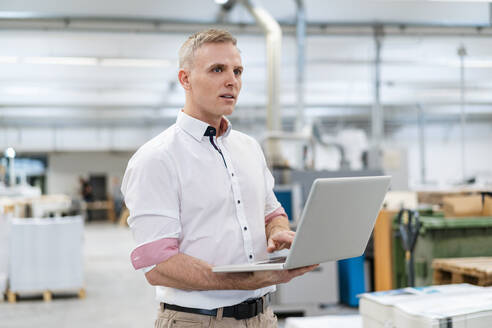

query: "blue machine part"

left=273, top=189, right=294, bottom=222
left=338, top=255, right=366, bottom=307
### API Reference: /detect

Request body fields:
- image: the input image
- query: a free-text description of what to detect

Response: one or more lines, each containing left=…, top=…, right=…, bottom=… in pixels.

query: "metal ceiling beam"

left=4, top=102, right=492, bottom=110
left=2, top=112, right=492, bottom=129
left=0, top=14, right=492, bottom=37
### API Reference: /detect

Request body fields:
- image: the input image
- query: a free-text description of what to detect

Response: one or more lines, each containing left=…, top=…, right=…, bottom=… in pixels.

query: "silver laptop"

left=212, top=176, right=391, bottom=273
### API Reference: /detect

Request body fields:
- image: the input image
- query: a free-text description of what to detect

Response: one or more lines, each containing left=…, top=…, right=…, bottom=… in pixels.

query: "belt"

left=162, top=294, right=270, bottom=320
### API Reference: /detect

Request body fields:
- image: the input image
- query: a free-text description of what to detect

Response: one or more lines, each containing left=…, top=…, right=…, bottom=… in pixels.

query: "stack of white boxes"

left=9, top=216, right=84, bottom=294
left=360, top=284, right=492, bottom=328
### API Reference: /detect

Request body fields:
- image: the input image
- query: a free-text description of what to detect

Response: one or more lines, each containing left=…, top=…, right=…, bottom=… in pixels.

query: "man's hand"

left=234, top=264, right=319, bottom=290
left=267, top=230, right=296, bottom=253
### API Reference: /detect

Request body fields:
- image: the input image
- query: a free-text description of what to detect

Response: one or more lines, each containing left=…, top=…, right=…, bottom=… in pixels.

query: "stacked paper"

left=393, top=289, right=492, bottom=328
left=9, top=216, right=84, bottom=293
left=0, top=213, right=9, bottom=296
left=359, top=284, right=484, bottom=328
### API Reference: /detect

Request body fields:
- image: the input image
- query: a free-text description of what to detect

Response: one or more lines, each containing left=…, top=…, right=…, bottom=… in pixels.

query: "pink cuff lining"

left=265, top=206, right=287, bottom=226
left=130, top=238, right=179, bottom=270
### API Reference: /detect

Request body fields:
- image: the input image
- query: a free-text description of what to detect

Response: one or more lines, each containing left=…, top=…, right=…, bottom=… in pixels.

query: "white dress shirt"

left=121, top=111, right=286, bottom=309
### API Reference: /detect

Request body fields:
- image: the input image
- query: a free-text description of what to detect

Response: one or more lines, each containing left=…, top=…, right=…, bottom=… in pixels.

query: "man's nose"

left=225, top=70, right=238, bottom=87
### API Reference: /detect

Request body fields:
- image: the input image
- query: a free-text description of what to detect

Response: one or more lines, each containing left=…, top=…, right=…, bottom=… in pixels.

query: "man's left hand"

left=267, top=230, right=296, bottom=253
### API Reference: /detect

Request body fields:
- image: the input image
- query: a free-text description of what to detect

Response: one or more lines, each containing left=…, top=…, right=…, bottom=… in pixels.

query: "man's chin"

left=222, top=107, right=235, bottom=116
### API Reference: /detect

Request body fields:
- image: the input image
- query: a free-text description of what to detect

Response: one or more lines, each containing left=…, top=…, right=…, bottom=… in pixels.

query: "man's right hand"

left=238, top=264, right=319, bottom=290
left=146, top=253, right=319, bottom=291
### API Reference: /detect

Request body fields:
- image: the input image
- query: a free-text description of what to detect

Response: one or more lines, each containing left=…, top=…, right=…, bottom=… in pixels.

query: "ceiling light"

left=430, top=0, right=492, bottom=2
left=426, top=58, right=492, bottom=68
left=0, top=56, right=18, bottom=64
left=100, top=58, right=171, bottom=68
left=215, top=0, right=229, bottom=4
left=3, top=86, right=51, bottom=95
left=462, top=60, right=492, bottom=68
left=24, top=56, right=98, bottom=66
left=5, top=147, right=16, bottom=159
left=21, top=56, right=171, bottom=68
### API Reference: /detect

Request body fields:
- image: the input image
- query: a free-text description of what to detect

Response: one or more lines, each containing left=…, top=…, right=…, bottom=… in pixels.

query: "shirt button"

left=249, top=255, right=253, bottom=259
left=237, top=200, right=241, bottom=204
left=244, top=226, right=247, bottom=231
left=231, top=173, right=234, bottom=177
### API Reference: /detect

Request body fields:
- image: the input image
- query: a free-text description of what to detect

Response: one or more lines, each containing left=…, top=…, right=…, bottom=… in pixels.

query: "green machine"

left=393, top=215, right=492, bottom=288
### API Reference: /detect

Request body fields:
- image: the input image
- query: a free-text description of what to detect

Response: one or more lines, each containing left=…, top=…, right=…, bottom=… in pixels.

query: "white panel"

left=388, top=122, right=492, bottom=187
left=0, top=0, right=219, bottom=21
left=111, top=128, right=155, bottom=151
left=277, top=262, right=339, bottom=304
left=47, top=152, right=132, bottom=195
left=1, top=128, right=54, bottom=151
left=304, top=0, right=490, bottom=25
left=55, top=128, right=110, bottom=151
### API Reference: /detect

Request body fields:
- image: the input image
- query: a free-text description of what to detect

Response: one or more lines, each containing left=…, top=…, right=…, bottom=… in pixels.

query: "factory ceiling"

left=1, top=0, right=492, bottom=127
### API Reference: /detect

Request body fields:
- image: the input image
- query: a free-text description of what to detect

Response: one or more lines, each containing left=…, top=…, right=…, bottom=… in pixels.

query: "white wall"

left=47, top=151, right=133, bottom=198
left=8, top=121, right=492, bottom=195
left=1, top=126, right=163, bottom=152
left=386, top=122, right=492, bottom=188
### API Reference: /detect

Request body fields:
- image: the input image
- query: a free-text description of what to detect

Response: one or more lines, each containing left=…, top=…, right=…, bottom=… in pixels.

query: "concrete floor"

left=0, top=222, right=358, bottom=328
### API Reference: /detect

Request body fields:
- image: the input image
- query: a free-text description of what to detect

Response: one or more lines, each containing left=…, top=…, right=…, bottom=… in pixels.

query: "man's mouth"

left=219, top=94, right=235, bottom=99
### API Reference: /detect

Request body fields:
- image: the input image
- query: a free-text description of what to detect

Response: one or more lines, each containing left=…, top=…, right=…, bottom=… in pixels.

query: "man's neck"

left=183, top=105, right=222, bottom=135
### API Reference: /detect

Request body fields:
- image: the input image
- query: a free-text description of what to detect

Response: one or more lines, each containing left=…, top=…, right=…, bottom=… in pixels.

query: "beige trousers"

left=154, top=305, right=278, bottom=328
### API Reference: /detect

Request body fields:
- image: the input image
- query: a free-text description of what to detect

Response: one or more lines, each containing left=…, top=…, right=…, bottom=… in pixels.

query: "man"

left=121, top=29, right=317, bottom=328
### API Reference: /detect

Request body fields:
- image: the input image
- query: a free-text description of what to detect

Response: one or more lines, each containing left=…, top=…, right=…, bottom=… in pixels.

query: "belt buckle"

left=233, top=302, right=252, bottom=320
left=248, top=297, right=263, bottom=315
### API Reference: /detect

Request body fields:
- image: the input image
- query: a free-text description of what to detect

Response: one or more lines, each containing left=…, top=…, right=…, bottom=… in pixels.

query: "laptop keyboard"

left=255, top=256, right=287, bottom=264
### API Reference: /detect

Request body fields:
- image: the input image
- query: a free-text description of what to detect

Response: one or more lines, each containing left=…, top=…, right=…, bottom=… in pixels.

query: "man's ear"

left=178, top=69, right=191, bottom=91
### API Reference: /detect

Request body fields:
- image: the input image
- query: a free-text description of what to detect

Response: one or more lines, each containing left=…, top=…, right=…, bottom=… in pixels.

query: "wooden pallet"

left=6, top=288, right=86, bottom=303
left=432, top=257, right=492, bottom=286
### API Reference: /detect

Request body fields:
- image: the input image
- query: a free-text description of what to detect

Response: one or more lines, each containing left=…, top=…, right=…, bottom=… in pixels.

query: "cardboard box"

left=443, top=195, right=483, bottom=217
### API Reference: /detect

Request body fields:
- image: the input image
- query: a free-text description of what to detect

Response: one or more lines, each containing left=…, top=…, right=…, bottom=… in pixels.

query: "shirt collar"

left=177, top=110, right=231, bottom=142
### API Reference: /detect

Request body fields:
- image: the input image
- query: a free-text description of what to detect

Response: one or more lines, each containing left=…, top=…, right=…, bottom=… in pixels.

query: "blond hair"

left=179, top=29, right=237, bottom=69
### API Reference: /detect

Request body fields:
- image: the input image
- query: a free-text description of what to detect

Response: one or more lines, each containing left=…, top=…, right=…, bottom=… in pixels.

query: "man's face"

left=186, top=42, right=243, bottom=120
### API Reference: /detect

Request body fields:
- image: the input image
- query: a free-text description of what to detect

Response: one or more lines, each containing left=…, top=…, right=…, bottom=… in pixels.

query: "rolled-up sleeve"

left=121, top=150, right=181, bottom=270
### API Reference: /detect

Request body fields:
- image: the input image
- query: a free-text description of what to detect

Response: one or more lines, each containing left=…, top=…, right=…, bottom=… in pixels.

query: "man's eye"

left=213, top=67, right=222, bottom=73
left=234, top=69, right=242, bottom=76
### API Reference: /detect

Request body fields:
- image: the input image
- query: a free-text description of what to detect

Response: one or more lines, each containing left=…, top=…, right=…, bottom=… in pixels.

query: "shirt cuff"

left=265, top=206, right=288, bottom=226
left=130, top=237, right=179, bottom=270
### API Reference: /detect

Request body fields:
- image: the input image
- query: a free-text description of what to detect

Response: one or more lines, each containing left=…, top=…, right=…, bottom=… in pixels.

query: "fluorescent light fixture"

left=21, top=56, right=172, bottom=68
left=3, top=86, right=50, bottom=95
left=100, top=58, right=171, bottom=67
left=430, top=0, right=492, bottom=2
left=215, top=0, right=229, bottom=4
left=25, top=56, right=98, bottom=66
left=426, top=58, right=492, bottom=68
left=0, top=56, right=18, bottom=64
left=462, top=60, right=492, bottom=68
